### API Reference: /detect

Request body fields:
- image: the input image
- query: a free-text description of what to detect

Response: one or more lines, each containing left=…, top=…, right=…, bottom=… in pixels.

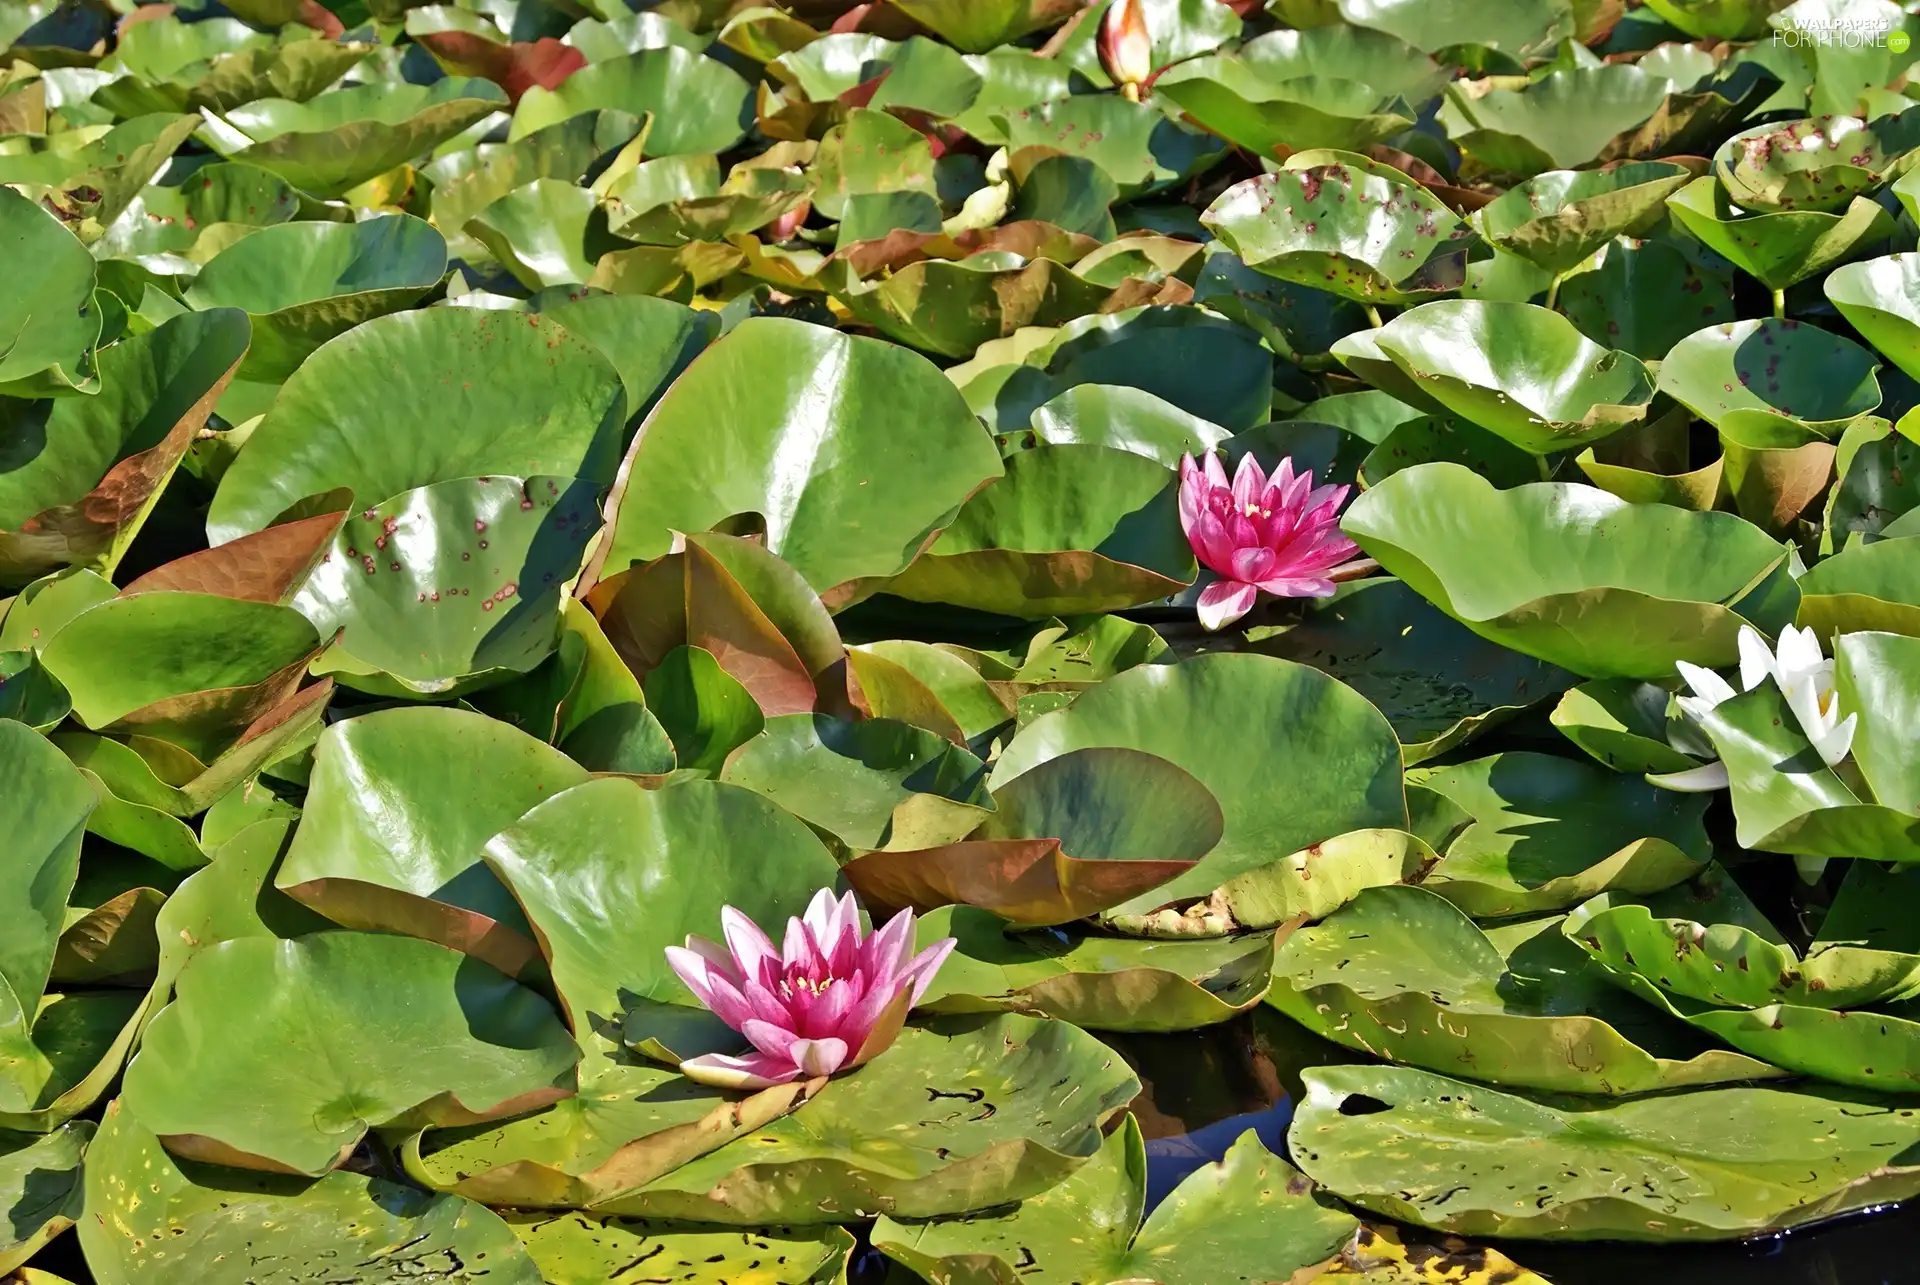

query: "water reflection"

left=1111, top=1009, right=1920, bottom=1285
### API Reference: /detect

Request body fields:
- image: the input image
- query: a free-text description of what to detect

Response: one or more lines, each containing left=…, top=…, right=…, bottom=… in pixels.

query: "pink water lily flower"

left=1178, top=451, right=1369, bottom=631
left=664, top=890, right=955, bottom=1090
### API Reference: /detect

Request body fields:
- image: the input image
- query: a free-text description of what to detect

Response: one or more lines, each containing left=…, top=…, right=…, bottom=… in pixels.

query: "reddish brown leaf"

left=122, top=511, right=346, bottom=604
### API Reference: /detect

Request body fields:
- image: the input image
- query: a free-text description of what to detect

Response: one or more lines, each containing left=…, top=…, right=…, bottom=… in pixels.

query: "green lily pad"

left=1550, top=680, right=1698, bottom=775
left=1334, top=0, right=1573, bottom=56
left=0, top=113, right=201, bottom=246
left=291, top=475, right=600, bottom=697
left=466, top=177, right=601, bottom=290
left=1836, top=630, right=1920, bottom=816
left=122, top=931, right=578, bottom=1175
left=876, top=1116, right=1358, bottom=1285
left=1827, top=420, right=1920, bottom=547
left=1257, top=578, right=1575, bottom=764
left=1692, top=680, right=1920, bottom=863
left=1028, top=385, right=1233, bottom=467
left=1291, top=1063, right=1920, bottom=1241
left=1825, top=253, right=1920, bottom=383
left=0, top=1121, right=87, bottom=1273
left=990, top=653, right=1406, bottom=918
left=600, top=316, right=1003, bottom=596
left=183, top=214, right=446, bottom=381
left=722, top=713, right=989, bottom=850
left=833, top=256, right=1113, bottom=360
left=81, top=1099, right=544, bottom=1285
left=0, top=307, right=250, bottom=586
left=844, top=746, right=1221, bottom=927
left=511, top=47, right=750, bottom=154
left=276, top=706, right=591, bottom=973
left=203, top=79, right=510, bottom=197
left=1441, top=66, right=1671, bottom=176
left=1409, top=752, right=1711, bottom=916
left=0, top=649, right=69, bottom=731
left=0, top=185, right=97, bottom=396
left=1657, top=318, right=1880, bottom=438
left=1665, top=177, right=1894, bottom=292
left=1797, top=535, right=1920, bottom=639
left=1557, top=236, right=1738, bottom=361
left=605, top=1014, right=1137, bottom=1223
left=207, top=307, right=625, bottom=543
left=996, top=95, right=1223, bottom=200
left=1644, top=0, right=1784, bottom=38
left=1343, top=463, right=1789, bottom=679
left=608, top=155, right=810, bottom=246
left=1472, top=163, right=1694, bottom=276
left=913, top=905, right=1274, bottom=1030
left=429, top=108, right=645, bottom=236
left=886, top=0, right=1081, bottom=53
left=36, top=592, right=319, bottom=755
left=480, top=775, right=842, bottom=1073
left=1270, top=884, right=1778, bottom=1094
left=1155, top=58, right=1415, bottom=160
left=507, top=1211, right=853, bottom=1285
left=879, top=444, right=1194, bottom=618
left=1337, top=300, right=1655, bottom=454
left=1201, top=155, right=1476, bottom=307
left=1714, top=115, right=1889, bottom=214
left=1238, top=24, right=1448, bottom=104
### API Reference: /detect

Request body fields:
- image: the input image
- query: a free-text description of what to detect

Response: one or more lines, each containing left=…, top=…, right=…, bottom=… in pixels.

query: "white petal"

left=1646, top=761, right=1731, bottom=792
left=1737, top=626, right=1776, bottom=692
left=1775, top=624, right=1826, bottom=679
left=1675, top=661, right=1736, bottom=708
left=1813, top=712, right=1857, bottom=767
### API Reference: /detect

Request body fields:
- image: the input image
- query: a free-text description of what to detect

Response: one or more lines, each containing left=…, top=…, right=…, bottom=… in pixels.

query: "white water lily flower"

left=1739, top=624, right=1856, bottom=768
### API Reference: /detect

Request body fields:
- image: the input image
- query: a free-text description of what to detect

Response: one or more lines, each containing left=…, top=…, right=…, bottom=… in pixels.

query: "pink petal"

left=1202, top=451, right=1229, bottom=490
left=1230, top=453, right=1267, bottom=511
left=1190, top=511, right=1238, bottom=575
left=860, top=909, right=917, bottom=986
left=1178, top=454, right=1206, bottom=536
left=741, top=1018, right=800, bottom=1060
left=790, top=1037, right=849, bottom=1077
left=1256, top=576, right=1338, bottom=599
left=664, top=943, right=723, bottom=1005
left=699, top=973, right=761, bottom=1031
left=719, top=907, right=779, bottom=979
left=901, top=936, right=956, bottom=1006
left=1196, top=580, right=1258, bottom=630
left=679, top=1050, right=803, bottom=1090
left=1230, top=545, right=1278, bottom=584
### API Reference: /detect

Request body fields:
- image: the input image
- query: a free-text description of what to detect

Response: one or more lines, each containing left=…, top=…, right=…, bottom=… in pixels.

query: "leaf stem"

left=1544, top=273, right=1561, bottom=311
left=1772, top=287, right=1786, bottom=320
left=1363, top=304, right=1384, bottom=328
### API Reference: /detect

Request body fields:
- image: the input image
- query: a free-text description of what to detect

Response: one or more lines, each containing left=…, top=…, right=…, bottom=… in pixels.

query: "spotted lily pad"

left=1471, top=162, right=1695, bottom=276
left=1657, top=318, right=1880, bottom=439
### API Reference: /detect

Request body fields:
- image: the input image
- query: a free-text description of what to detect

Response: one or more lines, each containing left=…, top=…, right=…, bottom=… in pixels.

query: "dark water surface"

left=1103, top=1013, right=1920, bottom=1285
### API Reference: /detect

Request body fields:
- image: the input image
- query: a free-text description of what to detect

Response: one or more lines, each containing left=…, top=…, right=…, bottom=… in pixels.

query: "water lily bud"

left=1099, top=0, right=1153, bottom=101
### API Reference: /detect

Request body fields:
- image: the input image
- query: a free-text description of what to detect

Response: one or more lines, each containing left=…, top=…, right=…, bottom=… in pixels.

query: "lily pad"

left=203, top=79, right=510, bottom=197
left=510, top=47, right=751, bottom=155
left=480, top=775, right=842, bottom=1072
left=0, top=185, right=97, bottom=396
left=1715, top=115, right=1890, bottom=214
left=81, top=1099, right=544, bottom=1285
left=207, top=307, right=626, bottom=543
left=1825, top=253, right=1920, bottom=383
left=183, top=214, right=447, bottom=381
left=276, top=706, right=591, bottom=975
left=605, top=1014, right=1137, bottom=1223
left=1154, top=58, right=1415, bottom=160
left=0, top=1121, right=87, bottom=1273
left=1337, top=300, right=1655, bottom=454
left=1796, top=535, right=1920, bottom=639
left=122, top=931, right=579, bottom=1175
left=507, top=1211, right=853, bottom=1285
left=291, top=475, right=600, bottom=697
left=879, top=444, right=1194, bottom=618
left=913, top=905, right=1275, bottom=1031
left=1257, top=578, right=1574, bottom=764
left=1291, top=1063, right=1920, bottom=1241
left=1202, top=156, right=1476, bottom=307
left=1550, top=680, right=1698, bottom=775
left=1472, top=163, right=1695, bottom=276
left=843, top=746, right=1221, bottom=927
left=876, top=1116, right=1358, bottom=1285
left=1270, top=884, right=1778, bottom=1094
left=990, top=653, right=1406, bottom=917
left=0, top=307, right=250, bottom=586
left=1557, top=236, right=1738, bottom=361
left=1665, top=177, right=1894, bottom=293
left=1343, top=463, right=1790, bottom=679
left=1657, top=318, right=1880, bottom=438
left=1409, top=752, right=1712, bottom=917
left=1440, top=66, right=1671, bottom=176
left=599, top=317, right=1003, bottom=597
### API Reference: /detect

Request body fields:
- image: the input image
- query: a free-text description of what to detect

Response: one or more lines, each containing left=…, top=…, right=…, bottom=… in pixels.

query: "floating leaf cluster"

left=8, top=0, right=1920, bottom=1279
